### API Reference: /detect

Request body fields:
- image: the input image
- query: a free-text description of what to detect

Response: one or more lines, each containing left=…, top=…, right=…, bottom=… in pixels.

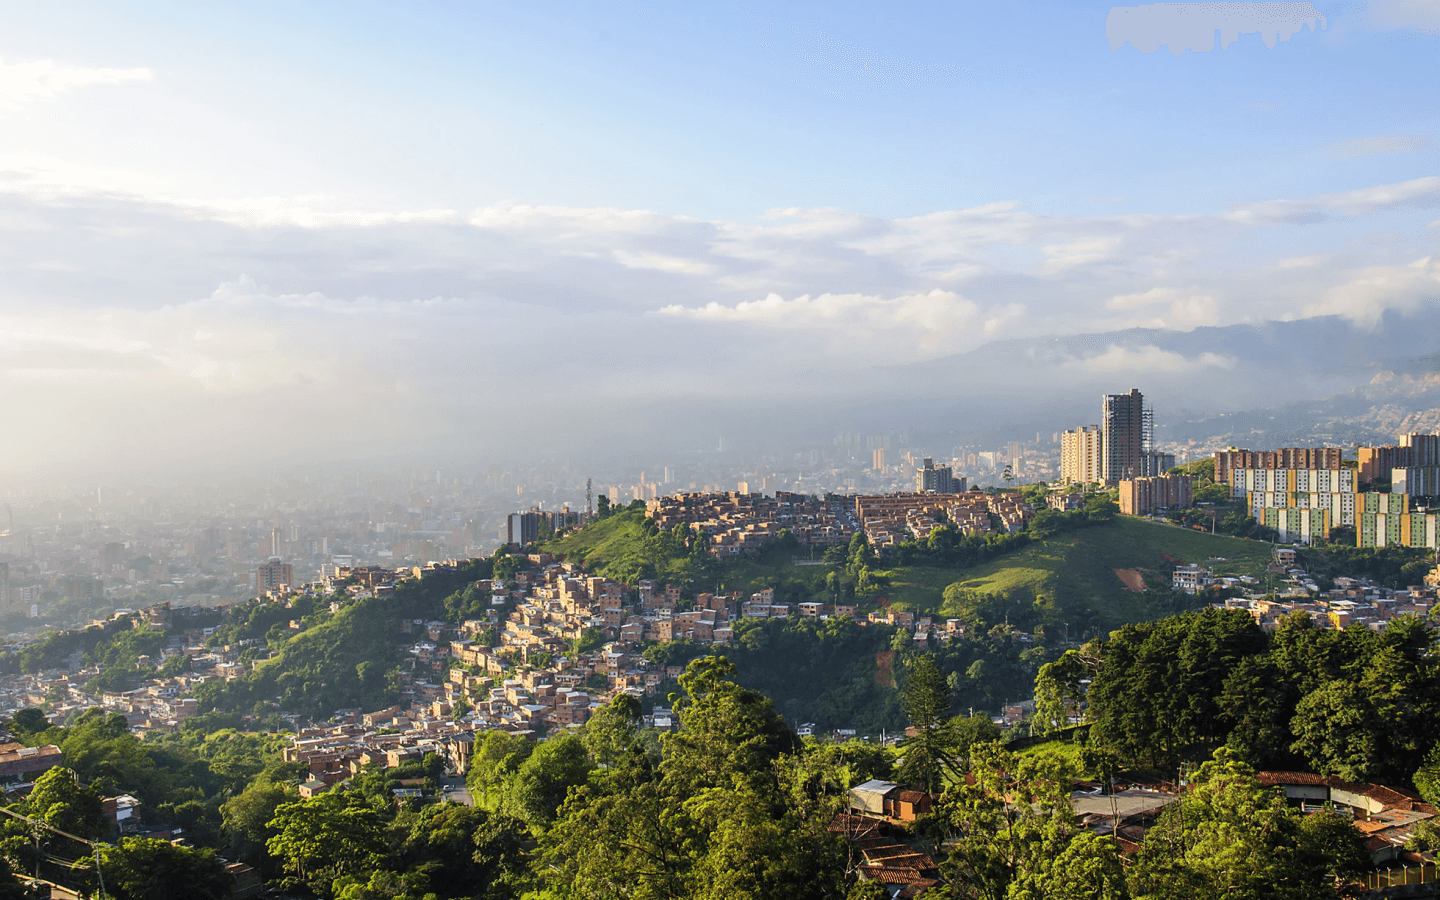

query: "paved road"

left=440, top=774, right=474, bottom=806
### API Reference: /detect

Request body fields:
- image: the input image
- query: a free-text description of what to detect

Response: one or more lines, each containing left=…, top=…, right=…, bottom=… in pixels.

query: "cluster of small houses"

left=0, top=604, right=257, bottom=734
left=646, top=491, right=857, bottom=556
left=854, top=491, right=1035, bottom=548
left=2, top=543, right=1439, bottom=895
left=389, top=553, right=1008, bottom=735
left=0, top=550, right=987, bottom=767
left=1174, top=546, right=1439, bottom=633
left=644, top=488, right=1040, bottom=558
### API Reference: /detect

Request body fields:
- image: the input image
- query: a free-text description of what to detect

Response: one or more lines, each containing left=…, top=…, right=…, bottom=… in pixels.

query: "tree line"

left=1038, top=606, right=1440, bottom=789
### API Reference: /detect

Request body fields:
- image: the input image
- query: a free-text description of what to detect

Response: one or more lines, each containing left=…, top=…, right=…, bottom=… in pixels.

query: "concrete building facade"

left=1060, top=425, right=1103, bottom=485
left=256, top=559, right=293, bottom=594
left=1117, top=474, right=1193, bottom=516
left=1391, top=467, right=1440, bottom=497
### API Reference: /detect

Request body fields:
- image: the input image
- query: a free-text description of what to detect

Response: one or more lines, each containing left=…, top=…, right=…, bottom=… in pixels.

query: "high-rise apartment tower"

left=1060, top=425, right=1104, bottom=484
left=1101, top=389, right=1151, bottom=484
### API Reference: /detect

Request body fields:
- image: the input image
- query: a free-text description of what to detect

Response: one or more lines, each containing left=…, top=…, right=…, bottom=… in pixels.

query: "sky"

left=1, top=1, right=1438, bottom=480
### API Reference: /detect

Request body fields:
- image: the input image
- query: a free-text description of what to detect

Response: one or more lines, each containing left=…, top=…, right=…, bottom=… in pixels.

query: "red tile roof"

left=1256, top=771, right=1329, bottom=786
left=860, top=867, right=937, bottom=885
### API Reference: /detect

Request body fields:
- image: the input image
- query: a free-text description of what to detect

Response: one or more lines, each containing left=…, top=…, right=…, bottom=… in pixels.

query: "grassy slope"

left=901, top=517, right=1271, bottom=632
left=543, top=511, right=826, bottom=595
left=544, top=511, right=649, bottom=566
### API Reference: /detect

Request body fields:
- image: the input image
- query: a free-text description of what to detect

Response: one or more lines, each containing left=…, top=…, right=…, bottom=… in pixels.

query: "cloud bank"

left=0, top=172, right=1437, bottom=477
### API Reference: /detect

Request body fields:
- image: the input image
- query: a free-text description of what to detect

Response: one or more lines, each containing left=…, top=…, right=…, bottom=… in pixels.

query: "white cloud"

left=0, top=58, right=151, bottom=111
left=1043, top=236, right=1124, bottom=273
left=1066, top=344, right=1238, bottom=374
left=1, top=170, right=1438, bottom=477
left=613, top=250, right=716, bottom=276
left=1107, top=286, right=1176, bottom=310
left=1105, top=287, right=1218, bottom=330
left=1225, top=176, right=1440, bottom=225
left=658, top=289, right=1024, bottom=358
left=1273, top=255, right=1324, bottom=269
left=1304, top=255, right=1440, bottom=326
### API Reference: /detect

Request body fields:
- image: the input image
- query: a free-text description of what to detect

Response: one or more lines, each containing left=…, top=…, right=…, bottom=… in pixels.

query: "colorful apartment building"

left=1356, top=434, right=1440, bottom=489
left=1213, top=447, right=1344, bottom=486
left=1355, top=494, right=1440, bottom=549
left=1256, top=506, right=1331, bottom=545
left=1391, top=466, right=1440, bottom=497
left=1228, top=466, right=1355, bottom=498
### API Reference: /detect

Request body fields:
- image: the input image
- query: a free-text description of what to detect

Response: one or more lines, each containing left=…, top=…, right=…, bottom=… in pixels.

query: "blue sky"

left=0, top=1, right=1438, bottom=476
left=3, top=0, right=1434, bottom=217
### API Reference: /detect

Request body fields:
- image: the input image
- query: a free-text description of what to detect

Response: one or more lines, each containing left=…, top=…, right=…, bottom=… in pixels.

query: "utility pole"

left=0, top=806, right=107, bottom=897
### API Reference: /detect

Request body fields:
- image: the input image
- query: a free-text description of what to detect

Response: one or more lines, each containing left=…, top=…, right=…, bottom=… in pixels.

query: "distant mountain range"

left=515, top=309, right=1440, bottom=463
left=877, top=308, right=1440, bottom=450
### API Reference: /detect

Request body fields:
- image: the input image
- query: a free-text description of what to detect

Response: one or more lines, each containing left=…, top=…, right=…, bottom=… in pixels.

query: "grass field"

left=878, top=517, right=1273, bottom=635
left=1015, top=740, right=1084, bottom=766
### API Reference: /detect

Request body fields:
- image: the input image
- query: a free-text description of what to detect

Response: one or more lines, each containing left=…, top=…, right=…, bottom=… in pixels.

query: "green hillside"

left=541, top=507, right=814, bottom=596
left=547, top=508, right=1276, bottom=643
left=886, top=516, right=1272, bottom=636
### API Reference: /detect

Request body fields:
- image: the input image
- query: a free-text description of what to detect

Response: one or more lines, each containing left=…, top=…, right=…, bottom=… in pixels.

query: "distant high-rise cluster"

left=505, top=507, right=583, bottom=547
left=507, top=512, right=539, bottom=547
left=1061, top=388, right=1170, bottom=486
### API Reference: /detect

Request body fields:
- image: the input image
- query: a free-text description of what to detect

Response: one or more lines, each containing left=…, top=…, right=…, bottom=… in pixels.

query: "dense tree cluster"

left=720, top=615, right=904, bottom=734
left=1047, top=607, right=1440, bottom=783
left=531, top=657, right=855, bottom=900
left=0, top=764, right=231, bottom=899
left=898, top=651, right=1364, bottom=900
left=919, top=744, right=1365, bottom=900
left=0, top=640, right=1387, bottom=900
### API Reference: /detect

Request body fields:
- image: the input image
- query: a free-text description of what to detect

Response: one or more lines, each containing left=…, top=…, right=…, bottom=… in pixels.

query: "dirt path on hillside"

left=875, top=650, right=896, bottom=688
left=1114, top=568, right=1147, bottom=592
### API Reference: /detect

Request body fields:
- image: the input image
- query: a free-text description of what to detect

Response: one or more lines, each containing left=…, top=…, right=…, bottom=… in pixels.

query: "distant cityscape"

left=7, top=385, right=1440, bottom=639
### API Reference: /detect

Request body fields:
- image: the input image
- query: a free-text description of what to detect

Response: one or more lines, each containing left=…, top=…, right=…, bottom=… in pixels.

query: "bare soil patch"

left=875, top=650, right=896, bottom=688
left=1114, top=568, right=1147, bottom=592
